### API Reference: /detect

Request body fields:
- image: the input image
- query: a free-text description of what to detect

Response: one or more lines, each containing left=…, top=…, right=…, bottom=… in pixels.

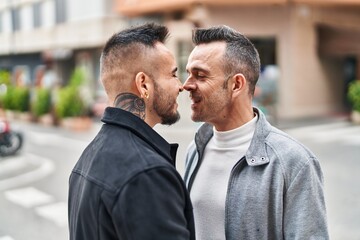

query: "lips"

left=190, top=93, right=201, bottom=104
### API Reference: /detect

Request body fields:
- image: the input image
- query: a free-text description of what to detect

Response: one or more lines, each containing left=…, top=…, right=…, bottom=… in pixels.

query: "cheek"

left=201, top=82, right=223, bottom=98
left=159, top=84, right=177, bottom=103
left=206, top=87, right=229, bottom=108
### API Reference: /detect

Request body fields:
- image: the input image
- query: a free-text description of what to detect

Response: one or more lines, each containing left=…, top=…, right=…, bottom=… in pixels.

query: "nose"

left=177, top=78, right=184, bottom=92
left=183, top=77, right=195, bottom=92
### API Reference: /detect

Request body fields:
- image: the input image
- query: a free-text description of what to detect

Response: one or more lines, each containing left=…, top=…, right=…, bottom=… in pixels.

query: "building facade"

left=1, top=0, right=359, bottom=121
left=0, top=0, right=128, bottom=110
left=117, top=0, right=360, bottom=120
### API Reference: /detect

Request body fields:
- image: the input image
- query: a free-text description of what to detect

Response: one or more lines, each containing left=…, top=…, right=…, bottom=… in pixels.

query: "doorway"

left=318, top=24, right=360, bottom=114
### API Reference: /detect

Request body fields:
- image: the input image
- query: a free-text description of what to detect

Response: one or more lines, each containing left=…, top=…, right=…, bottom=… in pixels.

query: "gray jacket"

left=184, top=108, right=329, bottom=240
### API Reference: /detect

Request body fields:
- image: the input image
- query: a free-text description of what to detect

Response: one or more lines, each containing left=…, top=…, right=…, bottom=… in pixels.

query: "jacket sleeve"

left=284, top=157, right=329, bottom=239
left=112, top=166, right=192, bottom=240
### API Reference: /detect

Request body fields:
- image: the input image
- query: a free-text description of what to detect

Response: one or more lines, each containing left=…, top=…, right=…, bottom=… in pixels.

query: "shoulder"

left=266, top=126, right=316, bottom=161
left=264, top=127, right=322, bottom=181
left=105, top=165, right=187, bottom=209
left=123, top=166, right=185, bottom=192
left=74, top=125, right=176, bottom=194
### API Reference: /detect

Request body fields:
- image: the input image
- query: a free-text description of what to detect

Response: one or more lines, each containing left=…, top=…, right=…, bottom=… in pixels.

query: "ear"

left=135, top=72, right=151, bottom=98
left=231, top=73, right=246, bottom=95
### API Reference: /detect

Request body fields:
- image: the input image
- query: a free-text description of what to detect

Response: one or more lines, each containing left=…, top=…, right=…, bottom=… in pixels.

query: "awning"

left=115, top=0, right=288, bottom=17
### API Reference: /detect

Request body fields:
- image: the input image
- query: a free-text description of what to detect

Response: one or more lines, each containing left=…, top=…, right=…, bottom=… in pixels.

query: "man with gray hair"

left=183, top=25, right=329, bottom=239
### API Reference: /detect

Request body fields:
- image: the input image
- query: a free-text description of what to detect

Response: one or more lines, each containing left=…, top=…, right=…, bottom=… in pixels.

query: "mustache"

left=190, top=92, right=201, bottom=100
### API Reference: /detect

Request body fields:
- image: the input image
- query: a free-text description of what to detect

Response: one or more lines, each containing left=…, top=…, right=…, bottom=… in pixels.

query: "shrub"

left=1, top=86, right=30, bottom=112
left=0, top=70, right=11, bottom=85
left=54, top=67, right=91, bottom=119
left=348, top=80, right=360, bottom=112
left=0, top=70, right=11, bottom=108
left=2, top=86, right=16, bottom=110
left=69, top=67, right=86, bottom=87
left=55, top=86, right=86, bottom=119
left=32, top=88, right=52, bottom=117
left=13, top=87, right=30, bottom=112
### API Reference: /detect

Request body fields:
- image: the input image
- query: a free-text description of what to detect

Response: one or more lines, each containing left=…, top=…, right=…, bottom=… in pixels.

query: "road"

left=0, top=120, right=91, bottom=240
left=0, top=117, right=359, bottom=240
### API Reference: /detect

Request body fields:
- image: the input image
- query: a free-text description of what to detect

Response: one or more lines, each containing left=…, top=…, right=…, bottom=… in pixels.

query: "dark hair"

left=192, top=25, right=260, bottom=95
left=102, top=23, right=169, bottom=57
left=100, top=23, right=170, bottom=99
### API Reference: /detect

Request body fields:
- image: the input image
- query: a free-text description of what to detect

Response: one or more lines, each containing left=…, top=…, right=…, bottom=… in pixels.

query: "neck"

left=114, top=92, right=159, bottom=128
left=114, top=93, right=146, bottom=121
left=213, top=106, right=255, bottom=131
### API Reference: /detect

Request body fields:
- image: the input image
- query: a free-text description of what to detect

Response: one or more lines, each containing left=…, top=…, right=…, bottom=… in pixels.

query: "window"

left=11, top=8, right=21, bottom=31
left=33, top=2, right=42, bottom=28
left=250, top=38, right=276, bottom=66
left=0, top=12, right=2, bottom=33
left=55, top=0, right=66, bottom=24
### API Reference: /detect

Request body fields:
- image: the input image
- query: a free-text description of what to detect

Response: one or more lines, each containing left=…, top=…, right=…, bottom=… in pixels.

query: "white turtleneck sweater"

left=190, top=115, right=257, bottom=240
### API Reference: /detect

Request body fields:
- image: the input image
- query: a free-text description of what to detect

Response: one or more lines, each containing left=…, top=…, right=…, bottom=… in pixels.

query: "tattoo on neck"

left=114, top=93, right=146, bottom=120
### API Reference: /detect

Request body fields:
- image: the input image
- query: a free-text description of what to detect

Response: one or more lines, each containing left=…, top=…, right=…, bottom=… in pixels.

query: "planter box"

left=5, top=110, right=18, bottom=120
left=5, top=110, right=32, bottom=122
left=60, top=117, right=92, bottom=131
left=351, top=111, right=360, bottom=124
left=18, top=112, right=33, bottom=122
left=38, top=114, right=55, bottom=126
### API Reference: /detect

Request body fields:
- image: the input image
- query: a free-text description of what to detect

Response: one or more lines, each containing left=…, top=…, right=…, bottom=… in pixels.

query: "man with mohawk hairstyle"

left=68, top=23, right=195, bottom=240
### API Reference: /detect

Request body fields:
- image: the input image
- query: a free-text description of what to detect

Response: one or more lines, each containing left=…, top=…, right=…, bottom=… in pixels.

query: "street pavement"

left=0, top=115, right=359, bottom=240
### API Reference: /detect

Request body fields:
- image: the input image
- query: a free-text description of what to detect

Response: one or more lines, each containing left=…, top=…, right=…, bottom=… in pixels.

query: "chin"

left=161, top=112, right=180, bottom=126
left=191, top=115, right=202, bottom=122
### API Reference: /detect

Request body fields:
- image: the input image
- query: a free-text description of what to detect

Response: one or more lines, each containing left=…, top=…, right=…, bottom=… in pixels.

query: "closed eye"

left=194, top=72, right=207, bottom=79
left=172, top=67, right=178, bottom=78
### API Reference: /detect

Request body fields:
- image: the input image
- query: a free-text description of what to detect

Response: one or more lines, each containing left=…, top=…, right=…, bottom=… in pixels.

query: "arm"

left=112, top=167, right=192, bottom=240
left=284, top=157, right=329, bottom=239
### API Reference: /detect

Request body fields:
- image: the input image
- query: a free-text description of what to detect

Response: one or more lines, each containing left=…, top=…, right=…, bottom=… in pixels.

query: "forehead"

left=187, top=41, right=226, bottom=71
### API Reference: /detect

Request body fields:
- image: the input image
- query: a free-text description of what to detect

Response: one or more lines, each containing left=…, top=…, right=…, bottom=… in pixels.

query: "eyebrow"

left=190, top=67, right=210, bottom=75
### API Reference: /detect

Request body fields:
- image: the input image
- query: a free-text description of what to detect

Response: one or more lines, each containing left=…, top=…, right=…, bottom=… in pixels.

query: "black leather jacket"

left=68, top=107, right=195, bottom=240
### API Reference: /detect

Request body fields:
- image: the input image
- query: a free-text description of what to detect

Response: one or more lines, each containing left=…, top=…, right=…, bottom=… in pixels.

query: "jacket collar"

left=245, top=108, right=271, bottom=166
left=101, top=107, right=178, bottom=165
left=194, top=107, right=271, bottom=166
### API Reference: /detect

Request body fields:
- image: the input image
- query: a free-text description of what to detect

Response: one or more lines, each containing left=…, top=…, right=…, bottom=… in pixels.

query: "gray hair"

left=193, top=25, right=260, bottom=95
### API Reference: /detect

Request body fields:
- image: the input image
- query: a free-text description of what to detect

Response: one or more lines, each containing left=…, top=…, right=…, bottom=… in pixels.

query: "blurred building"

left=117, top=0, right=360, bottom=120
left=0, top=0, right=129, bottom=110
left=1, top=0, right=360, bottom=121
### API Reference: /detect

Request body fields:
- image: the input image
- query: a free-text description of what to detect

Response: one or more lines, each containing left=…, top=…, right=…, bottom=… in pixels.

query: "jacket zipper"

left=224, top=156, right=246, bottom=239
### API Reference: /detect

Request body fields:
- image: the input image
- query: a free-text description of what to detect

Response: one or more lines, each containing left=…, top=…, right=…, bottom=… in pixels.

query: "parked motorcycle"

left=0, top=120, right=23, bottom=156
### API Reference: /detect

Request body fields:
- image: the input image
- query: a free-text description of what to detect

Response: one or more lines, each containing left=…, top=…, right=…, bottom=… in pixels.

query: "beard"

left=153, top=82, right=180, bottom=125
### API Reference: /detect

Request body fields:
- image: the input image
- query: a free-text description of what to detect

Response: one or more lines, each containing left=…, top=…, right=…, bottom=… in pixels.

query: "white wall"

left=67, top=0, right=108, bottom=22
left=20, top=4, right=33, bottom=31
left=42, top=0, right=55, bottom=28
left=2, top=9, right=12, bottom=33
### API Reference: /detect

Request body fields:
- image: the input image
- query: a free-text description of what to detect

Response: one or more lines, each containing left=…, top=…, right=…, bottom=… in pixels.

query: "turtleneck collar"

left=212, top=115, right=258, bottom=148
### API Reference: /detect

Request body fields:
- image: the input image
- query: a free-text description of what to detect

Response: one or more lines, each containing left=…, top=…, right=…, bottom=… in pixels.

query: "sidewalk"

left=275, top=113, right=351, bottom=130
